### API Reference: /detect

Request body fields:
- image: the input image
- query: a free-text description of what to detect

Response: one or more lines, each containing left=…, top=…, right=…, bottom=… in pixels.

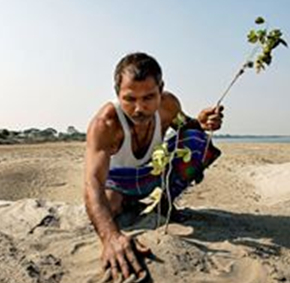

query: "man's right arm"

left=84, top=115, right=145, bottom=280
left=84, top=117, right=119, bottom=241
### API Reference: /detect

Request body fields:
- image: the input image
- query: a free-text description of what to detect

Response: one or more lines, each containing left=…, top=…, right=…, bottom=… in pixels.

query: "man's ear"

left=159, top=80, right=164, bottom=93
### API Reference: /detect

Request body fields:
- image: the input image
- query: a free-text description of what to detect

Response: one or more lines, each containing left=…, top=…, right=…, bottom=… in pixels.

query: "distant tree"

left=23, top=128, right=41, bottom=135
left=67, top=126, right=79, bottom=135
left=0, top=129, right=10, bottom=139
left=41, top=128, right=58, bottom=137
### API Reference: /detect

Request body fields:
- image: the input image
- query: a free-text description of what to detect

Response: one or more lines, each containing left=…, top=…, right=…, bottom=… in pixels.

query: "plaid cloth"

left=106, top=129, right=221, bottom=199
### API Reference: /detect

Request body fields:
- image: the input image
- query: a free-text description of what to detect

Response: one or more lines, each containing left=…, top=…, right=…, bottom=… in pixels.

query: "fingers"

left=125, top=247, right=143, bottom=276
left=206, top=105, right=224, bottom=115
left=102, top=238, right=146, bottom=281
left=206, top=121, right=222, bottom=131
left=116, top=252, right=130, bottom=279
left=109, top=259, right=120, bottom=281
left=207, top=114, right=223, bottom=130
left=208, top=113, right=223, bottom=122
left=202, top=105, right=224, bottom=131
left=215, top=104, right=224, bottom=113
left=102, top=255, right=122, bottom=281
left=102, top=258, right=109, bottom=271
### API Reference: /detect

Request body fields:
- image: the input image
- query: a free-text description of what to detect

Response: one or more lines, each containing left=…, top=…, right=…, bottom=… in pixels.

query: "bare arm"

left=84, top=117, right=119, bottom=242
left=84, top=115, right=147, bottom=280
left=162, top=91, right=223, bottom=131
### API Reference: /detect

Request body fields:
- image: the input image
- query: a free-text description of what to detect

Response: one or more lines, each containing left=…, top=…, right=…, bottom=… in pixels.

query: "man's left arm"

left=164, top=91, right=224, bottom=132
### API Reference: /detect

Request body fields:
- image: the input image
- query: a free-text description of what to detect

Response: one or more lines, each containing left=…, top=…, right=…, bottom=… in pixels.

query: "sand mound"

left=0, top=143, right=84, bottom=204
left=244, top=162, right=290, bottom=205
left=1, top=199, right=290, bottom=283
left=1, top=142, right=290, bottom=282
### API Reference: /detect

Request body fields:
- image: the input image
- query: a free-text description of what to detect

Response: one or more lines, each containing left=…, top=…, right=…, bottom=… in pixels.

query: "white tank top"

left=110, top=101, right=162, bottom=168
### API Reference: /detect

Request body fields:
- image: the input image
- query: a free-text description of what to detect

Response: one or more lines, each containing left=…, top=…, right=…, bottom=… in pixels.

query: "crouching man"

left=84, top=52, right=223, bottom=281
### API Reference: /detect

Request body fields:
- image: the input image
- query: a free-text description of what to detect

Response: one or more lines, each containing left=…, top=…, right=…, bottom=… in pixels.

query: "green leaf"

left=150, top=142, right=171, bottom=175
left=152, top=148, right=166, bottom=159
left=268, top=38, right=280, bottom=50
left=150, top=167, right=163, bottom=175
left=263, top=45, right=271, bottom=54
left=183, top=151, right=191, bottom=163
left=255, top=17, right=265, bottom=24
left=247, top=30, right=258, bottom=43
left=164, top=156, right=170, bottom=164
left=279, top=38, right=288, bottom=48
left=256, top=29, right=267, bottom=44
left=246, top=17, right=286, bottom=74
left=150, top=159, right=160, bottom=168
left=173, top=112, right=186, bottom=128
left=142, top=187, right=163, bottom=214
left=261, top=52, right=272, bottom=65
left=175, top=147, right=191, bottom=162
left=176, top=148, right=188, bottom=157
left=161, top=143, right=168, bottom=152
left=269, top=29, right=282, bottom=38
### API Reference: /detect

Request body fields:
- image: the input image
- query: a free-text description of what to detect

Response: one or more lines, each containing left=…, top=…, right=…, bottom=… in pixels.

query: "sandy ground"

left=1, top=141, right=290, bottom=283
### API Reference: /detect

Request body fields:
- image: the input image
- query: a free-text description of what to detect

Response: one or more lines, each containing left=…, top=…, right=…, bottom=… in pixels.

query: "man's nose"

left=135, top=101, right=145, bottom=113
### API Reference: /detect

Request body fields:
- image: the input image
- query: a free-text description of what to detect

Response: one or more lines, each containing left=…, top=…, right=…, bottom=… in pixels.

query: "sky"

left=0, top=0, right=289, bottom=135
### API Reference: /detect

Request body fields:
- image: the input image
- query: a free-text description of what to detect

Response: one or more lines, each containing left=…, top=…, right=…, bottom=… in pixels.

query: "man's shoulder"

left=97, top=102, right=118, bottom=121
left=87, top=102, right=119, bottom=140
left=160, top=91, right=181, bottom=116
left=161, top=91, right=181, bottom=110
left=158, top=91, right=182, bottom=130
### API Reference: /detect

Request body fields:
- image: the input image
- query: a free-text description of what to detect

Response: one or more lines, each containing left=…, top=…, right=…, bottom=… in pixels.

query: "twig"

left=164, top=128, right=181, bottom=234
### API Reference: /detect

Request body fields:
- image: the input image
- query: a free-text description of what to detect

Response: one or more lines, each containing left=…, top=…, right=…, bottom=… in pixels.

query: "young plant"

left=217, top=16, right=287, bottom=106
left=248, top=17, right=287, bottom=73
left=203, top=16, right=288, bottom=161
left=146, top=17, right=287, bottom=234
left=145, top=112, right=190, bottom=233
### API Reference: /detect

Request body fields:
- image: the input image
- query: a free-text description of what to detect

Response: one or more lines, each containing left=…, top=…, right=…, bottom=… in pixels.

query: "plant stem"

left=202, top=45, right=261, bottom=163
left=156, top=171, right=165, bottom=228
left=164, top=128, right=181, bottom=234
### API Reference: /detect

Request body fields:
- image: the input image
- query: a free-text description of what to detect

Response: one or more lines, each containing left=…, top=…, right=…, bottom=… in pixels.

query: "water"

left=213, top=136, right=290, bottom=144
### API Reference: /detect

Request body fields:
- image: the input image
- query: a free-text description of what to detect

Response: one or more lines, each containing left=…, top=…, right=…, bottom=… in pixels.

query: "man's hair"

left=114, top=52, right=163, bottom=94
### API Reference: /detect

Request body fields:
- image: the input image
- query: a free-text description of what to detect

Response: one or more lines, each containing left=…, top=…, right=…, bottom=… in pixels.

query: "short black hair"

left=114, top=52, right=163, bottom=94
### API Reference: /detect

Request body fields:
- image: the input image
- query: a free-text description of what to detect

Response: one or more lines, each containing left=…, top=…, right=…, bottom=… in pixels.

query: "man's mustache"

left=131, top=112, right=149, bottom=120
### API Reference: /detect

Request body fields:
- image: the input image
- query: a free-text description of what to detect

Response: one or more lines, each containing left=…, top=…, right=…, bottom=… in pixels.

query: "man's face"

left=118, top=73, right=162, bottom=125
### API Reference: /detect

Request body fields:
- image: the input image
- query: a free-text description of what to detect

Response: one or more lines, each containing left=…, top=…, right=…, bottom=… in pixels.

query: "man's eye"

left=144, top=94, right=154, bottom=101
left=124, top=97, right=135, bottom=102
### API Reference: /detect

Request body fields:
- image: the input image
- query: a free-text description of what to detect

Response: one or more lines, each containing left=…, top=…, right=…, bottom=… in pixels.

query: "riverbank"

left=1, top=142, right=290, bottom=282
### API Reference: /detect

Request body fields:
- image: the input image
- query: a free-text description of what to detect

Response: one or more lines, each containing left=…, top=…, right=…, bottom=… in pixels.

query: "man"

left=84, top=52, right=223, bottom=281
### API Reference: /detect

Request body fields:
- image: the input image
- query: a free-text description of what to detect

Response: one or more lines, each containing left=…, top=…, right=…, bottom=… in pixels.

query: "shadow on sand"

left=168, top=207, right=290, bottom=255
left=121, top=206, right=290, bottom=255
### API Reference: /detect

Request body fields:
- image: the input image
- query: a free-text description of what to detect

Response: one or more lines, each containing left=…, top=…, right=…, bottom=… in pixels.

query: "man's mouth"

left=131, top=114, right=150, bottom=123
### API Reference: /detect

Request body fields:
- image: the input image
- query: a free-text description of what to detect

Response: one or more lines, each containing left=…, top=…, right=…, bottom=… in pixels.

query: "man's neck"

left=133, top=120, right=154, bottom=133
left=125, top=115, right=155, bottom=133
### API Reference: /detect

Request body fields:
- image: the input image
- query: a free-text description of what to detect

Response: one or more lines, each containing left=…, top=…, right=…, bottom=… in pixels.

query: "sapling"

left=203, top=16, right=288, bottom=161
left=146, top=17, right=287, bottom=234
left=216, top=16, right=287, bottom=107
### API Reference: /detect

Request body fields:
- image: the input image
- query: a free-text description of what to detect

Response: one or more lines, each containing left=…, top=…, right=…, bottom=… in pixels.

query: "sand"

left=1, top=141, right=290, bottom=282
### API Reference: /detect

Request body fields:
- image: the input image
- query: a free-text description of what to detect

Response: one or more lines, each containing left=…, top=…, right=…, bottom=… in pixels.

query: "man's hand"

left=102, top=232, right=149, bottom=281
left=197, top=105, right=224, bottom=131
